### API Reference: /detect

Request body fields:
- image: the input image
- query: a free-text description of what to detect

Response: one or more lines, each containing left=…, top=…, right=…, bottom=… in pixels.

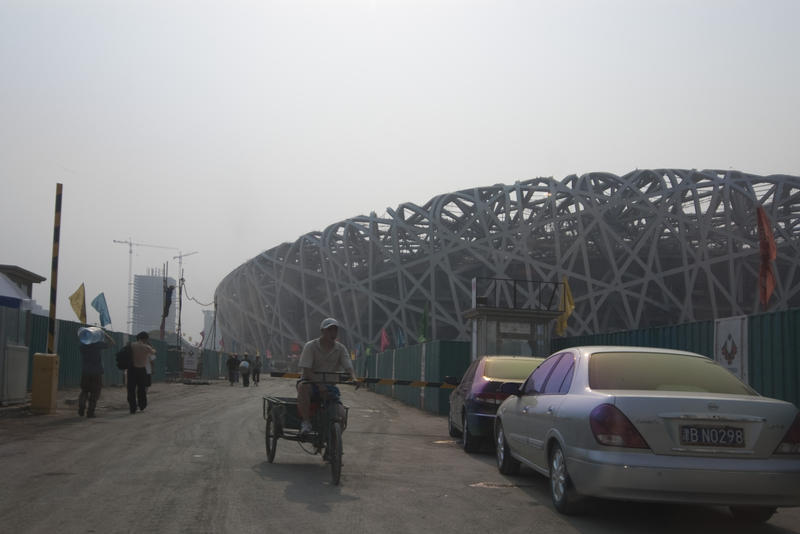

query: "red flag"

left=380, top=328, right=390, bottom=351
left=757, top=206, right=777, bottom=309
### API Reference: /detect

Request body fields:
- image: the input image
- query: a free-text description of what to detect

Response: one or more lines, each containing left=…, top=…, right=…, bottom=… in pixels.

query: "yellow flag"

left=555, top=276, right=574, bottom=336
left=69, top=283, right=87, bottom=324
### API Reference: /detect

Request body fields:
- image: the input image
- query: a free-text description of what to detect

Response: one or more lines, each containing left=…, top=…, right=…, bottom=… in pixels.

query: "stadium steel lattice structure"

left=215, top=169, right=800, bottom=358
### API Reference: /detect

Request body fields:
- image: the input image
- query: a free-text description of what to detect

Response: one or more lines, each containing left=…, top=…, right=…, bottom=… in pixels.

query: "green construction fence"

left=25, top=314, right=225, bottom=390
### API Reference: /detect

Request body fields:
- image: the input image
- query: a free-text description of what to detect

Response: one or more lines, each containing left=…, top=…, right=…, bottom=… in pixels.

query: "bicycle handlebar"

left=303, top=371, right=360, bottom=389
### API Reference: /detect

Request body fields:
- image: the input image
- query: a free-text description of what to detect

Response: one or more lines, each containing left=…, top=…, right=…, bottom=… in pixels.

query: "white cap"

left=320, top=317, right=339, bottom=330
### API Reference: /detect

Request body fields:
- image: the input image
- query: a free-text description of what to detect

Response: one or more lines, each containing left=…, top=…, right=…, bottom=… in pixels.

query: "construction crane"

left=113, top=238, right=179, bottom=333
left=173, top=250, right=199, bottom=277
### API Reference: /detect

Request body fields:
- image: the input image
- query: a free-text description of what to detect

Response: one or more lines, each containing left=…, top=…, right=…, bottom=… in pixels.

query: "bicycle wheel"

left=265, top=412, right=278, bottom=463
left=329, top=422, right=343, bottom=485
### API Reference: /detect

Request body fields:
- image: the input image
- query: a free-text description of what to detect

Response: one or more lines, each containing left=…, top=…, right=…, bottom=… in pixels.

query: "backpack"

left=116, top=343, right=133, bottom=370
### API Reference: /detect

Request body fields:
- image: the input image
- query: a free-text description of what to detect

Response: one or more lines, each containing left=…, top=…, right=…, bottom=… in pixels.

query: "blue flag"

left=395, top=327, right=406, bottom=348
left=91, top=292, right=111, bottom=327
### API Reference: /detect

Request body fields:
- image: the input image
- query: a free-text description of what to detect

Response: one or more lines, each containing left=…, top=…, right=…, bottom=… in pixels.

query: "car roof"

left=481, top=355, right=546, bottom=361
left=567, top=346, right=708, bottom=359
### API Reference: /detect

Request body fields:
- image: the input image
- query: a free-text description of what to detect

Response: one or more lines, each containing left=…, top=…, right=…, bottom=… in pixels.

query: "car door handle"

left=546, top=406, right=554, bottom=415
left=522, top=406, right=532, bottom=414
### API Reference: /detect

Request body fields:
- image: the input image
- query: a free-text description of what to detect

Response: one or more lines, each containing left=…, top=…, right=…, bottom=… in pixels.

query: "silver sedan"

left=494, top=346, right=800, bottom=523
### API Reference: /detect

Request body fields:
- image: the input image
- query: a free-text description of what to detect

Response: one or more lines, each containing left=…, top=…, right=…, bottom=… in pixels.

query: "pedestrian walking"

left=252, top=355, right=262, bottom=386
left=128, top=331, right=156, bottom=414
left=226, top=353, right=238, bottom=386
left=240, top=353, right=251, bottom=387
left=77, top=327, right=114, bottom=418
left=145, top=350, right=156, bottom=388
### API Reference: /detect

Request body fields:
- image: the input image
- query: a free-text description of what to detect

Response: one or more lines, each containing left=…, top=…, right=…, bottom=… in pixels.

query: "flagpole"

left=47, top=183, right=62, bottom=354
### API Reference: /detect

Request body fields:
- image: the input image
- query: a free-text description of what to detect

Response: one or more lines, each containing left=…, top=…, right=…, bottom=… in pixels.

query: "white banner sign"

left=714, top=315, right=748, bottom=383
left=183, top=351, right=199, bottom=373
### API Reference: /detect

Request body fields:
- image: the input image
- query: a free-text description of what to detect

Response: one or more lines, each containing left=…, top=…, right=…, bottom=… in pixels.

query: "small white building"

left=0, top=265, right=46, bottom=404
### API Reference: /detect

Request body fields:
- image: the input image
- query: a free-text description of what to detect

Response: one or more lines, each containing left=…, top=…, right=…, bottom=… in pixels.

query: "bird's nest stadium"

left=215, top=169, right=800, bottom=358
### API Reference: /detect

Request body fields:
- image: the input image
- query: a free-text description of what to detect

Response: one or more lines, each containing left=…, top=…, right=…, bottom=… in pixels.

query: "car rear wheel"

left=462, top=412, right=479, bottom=453
left=549, top=443, right=581, bottom=515
left=495, top=421, right=519, bottom=475
left=729, top=506, right=776, bottom=523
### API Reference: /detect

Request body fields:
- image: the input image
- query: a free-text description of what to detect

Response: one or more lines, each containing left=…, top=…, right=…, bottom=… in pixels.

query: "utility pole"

left=212, top=295, right=217, bottom=351
left=172, top=251, right=198, bottom=358
left=159, top=262, right=175, bottom=341
left=113, top=239, right=178, bottom=333
left=177, top=268, right=184, bottom=359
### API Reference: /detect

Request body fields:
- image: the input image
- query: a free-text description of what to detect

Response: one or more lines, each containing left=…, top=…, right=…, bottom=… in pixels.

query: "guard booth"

left=463, top=277, right=564, bottom=361
left=0, top=299, right=30, bottom=404
left=0, top=266, right=47, bottom=404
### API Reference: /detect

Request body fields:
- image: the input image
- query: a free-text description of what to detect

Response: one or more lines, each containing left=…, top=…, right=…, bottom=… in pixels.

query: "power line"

left=183, top=281, right=213, bottom=307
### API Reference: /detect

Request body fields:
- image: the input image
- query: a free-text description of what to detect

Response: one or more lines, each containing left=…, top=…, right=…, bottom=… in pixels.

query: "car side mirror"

left=443, top=375, right=459, bottom=386
left=499, top=382, right=521, bottom=396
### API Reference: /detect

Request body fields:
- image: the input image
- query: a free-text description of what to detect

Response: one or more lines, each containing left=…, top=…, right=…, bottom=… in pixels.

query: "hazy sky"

left=1, top=0, right=798, bottom=343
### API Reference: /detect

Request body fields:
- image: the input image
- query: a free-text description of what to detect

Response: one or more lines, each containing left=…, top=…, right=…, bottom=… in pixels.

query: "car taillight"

left=590, top=404, right=650, bottom=449
left=775, top=413, right=800, bottom=454
left=474, top=392, right=507, bottom=405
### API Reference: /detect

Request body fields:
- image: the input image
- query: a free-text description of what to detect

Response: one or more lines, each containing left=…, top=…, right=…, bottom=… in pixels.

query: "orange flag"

left=757, top=206, right=777, bottom=309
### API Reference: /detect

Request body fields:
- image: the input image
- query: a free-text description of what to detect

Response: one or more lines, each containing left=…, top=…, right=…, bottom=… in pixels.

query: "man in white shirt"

left=129, top=331, right=156, bottom=414
left=296, top=317, right=357, bottom=435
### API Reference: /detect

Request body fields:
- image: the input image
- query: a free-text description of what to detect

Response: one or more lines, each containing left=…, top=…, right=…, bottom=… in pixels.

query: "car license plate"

left=679, top=425, right=745, bottom=447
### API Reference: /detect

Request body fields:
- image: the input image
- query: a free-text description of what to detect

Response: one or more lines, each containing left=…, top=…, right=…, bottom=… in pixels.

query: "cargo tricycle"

left=262, top=372, right=356, bottom=485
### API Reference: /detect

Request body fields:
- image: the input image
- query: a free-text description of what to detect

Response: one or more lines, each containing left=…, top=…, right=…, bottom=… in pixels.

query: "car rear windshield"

left=588, top=352, right=757, bottom=395
left=484, top=358, right=543, bottom=381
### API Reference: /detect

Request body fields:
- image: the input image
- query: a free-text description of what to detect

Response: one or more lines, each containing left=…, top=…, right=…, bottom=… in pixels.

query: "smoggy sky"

left=1, top=0, right=798, bottom=345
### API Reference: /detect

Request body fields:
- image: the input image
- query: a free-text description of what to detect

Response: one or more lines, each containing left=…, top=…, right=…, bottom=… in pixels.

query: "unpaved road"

left=1, top=378, right=798, bottom=534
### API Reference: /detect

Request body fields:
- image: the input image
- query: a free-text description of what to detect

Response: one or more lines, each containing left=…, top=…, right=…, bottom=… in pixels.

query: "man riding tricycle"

left=263, top=317, right=358, bottom=485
